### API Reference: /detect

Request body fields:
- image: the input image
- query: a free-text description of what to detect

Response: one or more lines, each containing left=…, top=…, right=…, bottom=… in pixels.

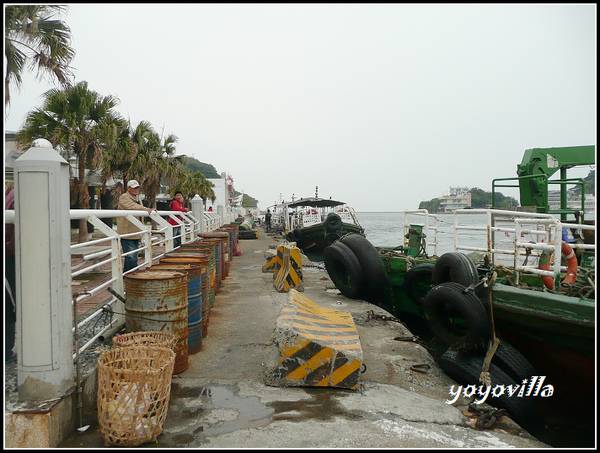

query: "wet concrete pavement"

left=59, top=228, right=549, bottom=448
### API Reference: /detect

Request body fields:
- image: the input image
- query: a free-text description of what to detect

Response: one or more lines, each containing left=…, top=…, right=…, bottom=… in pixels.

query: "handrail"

left=451, top=208, right=596, bottom=286
left=5, top=206, right=242, bottom=361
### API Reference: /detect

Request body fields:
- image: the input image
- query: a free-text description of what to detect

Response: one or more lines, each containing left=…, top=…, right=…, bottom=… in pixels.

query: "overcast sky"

left=4, top=3, right=596, bottom=211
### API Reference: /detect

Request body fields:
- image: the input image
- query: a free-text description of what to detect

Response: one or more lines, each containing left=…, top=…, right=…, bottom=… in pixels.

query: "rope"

left=479, top=271, right=498, bottom=386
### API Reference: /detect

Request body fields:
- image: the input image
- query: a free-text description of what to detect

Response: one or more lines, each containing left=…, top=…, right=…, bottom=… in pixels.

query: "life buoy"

left=539, top=241, right=578, bottom=290
left=336, top=208, right=349, bottom=213
left=423, top=281, right=489, bottom=351
left=306, top=209, right=318, bottom=215
left=324, top=242, right=365, bottom=299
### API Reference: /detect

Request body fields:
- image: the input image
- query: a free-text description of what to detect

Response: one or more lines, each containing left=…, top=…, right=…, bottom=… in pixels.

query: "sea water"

left=356, top=211, right=488, bottom=255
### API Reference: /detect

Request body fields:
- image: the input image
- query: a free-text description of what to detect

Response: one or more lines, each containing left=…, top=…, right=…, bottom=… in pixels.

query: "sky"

left=4, top=3, right=596, bottom=212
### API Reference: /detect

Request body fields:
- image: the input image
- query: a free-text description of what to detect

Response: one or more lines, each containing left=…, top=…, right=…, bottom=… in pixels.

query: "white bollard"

left=14, top=139, right=74, bottom=400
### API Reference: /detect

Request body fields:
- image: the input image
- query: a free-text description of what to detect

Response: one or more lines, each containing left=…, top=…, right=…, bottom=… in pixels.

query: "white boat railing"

left=451, top=208, right=595, bottom=285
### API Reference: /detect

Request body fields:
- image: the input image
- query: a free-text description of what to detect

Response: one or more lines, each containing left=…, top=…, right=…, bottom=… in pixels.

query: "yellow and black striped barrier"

left=263, top=244, right=303, bottom=292
left=267, top=289, right=363, bottom=389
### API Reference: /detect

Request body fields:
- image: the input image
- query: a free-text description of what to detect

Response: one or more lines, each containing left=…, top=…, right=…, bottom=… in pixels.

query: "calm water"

left=356, top=211, right=486, bottom=256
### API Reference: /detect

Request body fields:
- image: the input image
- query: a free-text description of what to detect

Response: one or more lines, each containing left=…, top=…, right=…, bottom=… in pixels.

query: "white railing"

left=452, top=208, right=595, bottom=285
left=402, top=209, right=440, bottom=256
left=6, top=204, right=242, bottom=360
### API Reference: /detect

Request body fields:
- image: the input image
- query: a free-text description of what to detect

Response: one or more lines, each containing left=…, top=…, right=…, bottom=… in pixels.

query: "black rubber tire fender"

left=340, top=233, right=388, bottom=302
left=492, top=340, right=538, bottom=383
left=432, top=252, right=479, bottom=288
left=325, top=213, right=342, bottom=232
left=323, top=242, right=365, bottom=299
left=324, top=232, right=341, bottom=247
left=423, top=282, right=490, bottom=351
left=403, top=263, right=435, bottom=306
left=439, top=348, right=544, bottom=435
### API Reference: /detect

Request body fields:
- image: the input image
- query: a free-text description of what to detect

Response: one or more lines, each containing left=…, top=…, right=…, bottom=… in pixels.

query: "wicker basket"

left=112, top=331, right=177, bottom=351
left=97, top=346, right=175, bottom=446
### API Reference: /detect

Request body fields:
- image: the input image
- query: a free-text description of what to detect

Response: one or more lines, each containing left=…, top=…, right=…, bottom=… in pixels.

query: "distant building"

left=439, top=186, right=472, bottom=212
left=206, top=172, right=236, bottom=211
left=548, top=189, right=595, bottom=214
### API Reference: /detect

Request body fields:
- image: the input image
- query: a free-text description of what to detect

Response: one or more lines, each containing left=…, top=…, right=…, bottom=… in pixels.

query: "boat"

left=323, top=146, right=596, bottom=446
left=270, top=188, right=364, bottom=256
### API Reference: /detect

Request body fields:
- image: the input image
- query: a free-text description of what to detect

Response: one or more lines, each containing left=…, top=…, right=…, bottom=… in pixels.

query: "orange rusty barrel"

left=160, top=253, right=213, bottom=337
left=147, top=263, right=203, bottom=354
left=124, top=270, right=189, bottom=374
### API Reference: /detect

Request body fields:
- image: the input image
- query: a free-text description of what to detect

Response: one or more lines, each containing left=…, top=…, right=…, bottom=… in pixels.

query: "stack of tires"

left=323, top=233, right=387, bottom=303
left=416, top=252, right=544, bottom=435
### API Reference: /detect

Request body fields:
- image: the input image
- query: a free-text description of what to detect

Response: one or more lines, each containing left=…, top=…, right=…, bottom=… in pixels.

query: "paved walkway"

left=59, top=229, right=549, bottom=448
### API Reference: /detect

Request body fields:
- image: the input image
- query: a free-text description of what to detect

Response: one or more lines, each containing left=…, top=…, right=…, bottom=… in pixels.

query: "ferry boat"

left=270, top=188, right=364, bottom=256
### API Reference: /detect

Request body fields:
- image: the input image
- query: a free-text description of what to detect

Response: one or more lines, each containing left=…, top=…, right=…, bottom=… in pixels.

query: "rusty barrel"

left=179, top=241, right=221, bottom=293
left=221, top=224, right=241, bottom=256
left=198, top=237, right=225, bottom=283
left=160, top=253, right=212, bottom=338
left=124, top=270, right=189, bottom=374
left=147, top=263, right=203, bottom=354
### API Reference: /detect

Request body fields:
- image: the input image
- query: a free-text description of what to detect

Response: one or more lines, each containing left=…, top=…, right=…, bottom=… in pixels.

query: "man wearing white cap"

left=117, top=180, right=155, bottom=273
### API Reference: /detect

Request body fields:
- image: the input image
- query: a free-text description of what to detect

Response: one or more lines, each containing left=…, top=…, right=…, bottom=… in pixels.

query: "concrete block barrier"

left=264, top=244, right=304, bottom=292
left=266, top=290, right=363, bottom=389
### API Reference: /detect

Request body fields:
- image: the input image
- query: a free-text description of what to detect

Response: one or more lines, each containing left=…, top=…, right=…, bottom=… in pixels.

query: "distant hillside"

left=184, top=156, right=221, bottom=179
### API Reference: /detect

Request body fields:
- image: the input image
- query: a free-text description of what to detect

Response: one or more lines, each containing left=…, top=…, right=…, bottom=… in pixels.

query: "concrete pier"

left=57, top=228, right=548, bottom=448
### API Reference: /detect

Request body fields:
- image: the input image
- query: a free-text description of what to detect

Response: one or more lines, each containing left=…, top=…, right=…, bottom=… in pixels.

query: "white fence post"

left=192, top=195, right=204, bottom=234
left=14, top=139, right=74, bottom=400
left=217, top=204, right=224, bottom=228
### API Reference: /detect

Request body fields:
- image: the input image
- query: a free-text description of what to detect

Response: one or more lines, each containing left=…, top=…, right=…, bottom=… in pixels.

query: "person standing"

left=5, top=189, right=17, bottom=362
left=117, top=180, right=154, bottom=273
left=168, top=191, right=189, bottom=248
left=265, top=209, right=272, bottom=232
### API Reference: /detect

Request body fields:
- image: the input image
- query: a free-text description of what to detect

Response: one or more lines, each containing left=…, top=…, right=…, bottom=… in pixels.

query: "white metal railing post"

left=217, top=204, right=224, bottom=228
left=14, top=139, right=74, bottom=401
left=86, top=215, right=126, bottom=329
left=191, top=195, right=205, bottom=233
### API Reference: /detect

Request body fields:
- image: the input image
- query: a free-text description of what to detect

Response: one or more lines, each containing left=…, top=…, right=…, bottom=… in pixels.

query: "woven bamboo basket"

left=97, top=346, right=175, bottom=446
left=112, top=331, right=177, bottom=350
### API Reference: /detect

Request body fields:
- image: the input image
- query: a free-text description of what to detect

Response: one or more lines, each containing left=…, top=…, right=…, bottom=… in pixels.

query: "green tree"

left=4, top=5, right=75, bottom=108
left=16, top=81, right=123, bottom=243
left=169, top=169, right=215, bottom=204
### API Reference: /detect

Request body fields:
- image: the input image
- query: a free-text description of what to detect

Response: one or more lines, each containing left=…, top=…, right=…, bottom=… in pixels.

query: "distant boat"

left=270, top=195, right=364, bottom=256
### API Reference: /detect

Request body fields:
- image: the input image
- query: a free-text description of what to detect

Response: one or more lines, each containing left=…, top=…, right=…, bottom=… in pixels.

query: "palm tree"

left=16, top=81, right=123, bottom=243
left=169, top=168, right=215, bottom=204
left=4, top=5, right=75, bottom=109
left=129, top=126, right=186, bottom=209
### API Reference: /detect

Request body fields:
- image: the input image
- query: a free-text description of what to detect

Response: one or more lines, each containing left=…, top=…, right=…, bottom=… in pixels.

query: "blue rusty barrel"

left=147, top=263, right=203, bottom=354
left=160, top=253, right=212, bottom=338
left=124, top=270, right=189, bottom=374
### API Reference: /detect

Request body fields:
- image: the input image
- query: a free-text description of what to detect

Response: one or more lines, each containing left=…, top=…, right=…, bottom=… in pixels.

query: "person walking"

left=168, top=191, right=189, bottom=248
left=117, top=180, right=155, bottom=273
